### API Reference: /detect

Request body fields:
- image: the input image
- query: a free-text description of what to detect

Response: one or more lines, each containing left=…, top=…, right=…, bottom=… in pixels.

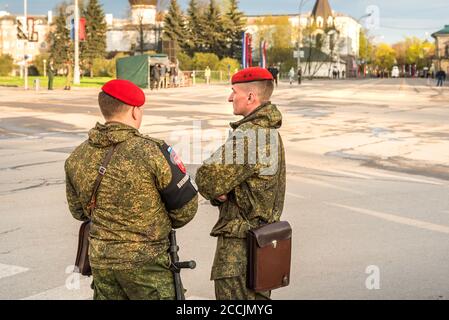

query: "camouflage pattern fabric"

left=215, top=276, right=270, bottom=300
left=195, top=102, right=286, bottom=285
left=65, top=122, right=198, bottom=270
left=91, top=253, right=175, bottom=300
left=213, top=237, right=270, bottom=300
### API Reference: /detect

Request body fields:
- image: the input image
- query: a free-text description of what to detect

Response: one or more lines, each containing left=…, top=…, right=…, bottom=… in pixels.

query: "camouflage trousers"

left=212, top=237, right=270, bottom=300
left=215, top=276, right=271, bottom=300
left=91, top=255, right=175, bottom=300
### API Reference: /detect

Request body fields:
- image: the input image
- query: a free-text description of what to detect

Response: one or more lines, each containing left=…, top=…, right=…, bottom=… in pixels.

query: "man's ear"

left=131, top=107, right=138, bottom=120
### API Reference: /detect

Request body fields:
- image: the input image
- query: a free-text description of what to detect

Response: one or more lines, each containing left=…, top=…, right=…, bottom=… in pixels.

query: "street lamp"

left=23, top=0, right=28, bottom=90
left=357, top=13, right=373, bottom=78
left=296, top=0, right=311, bottom=73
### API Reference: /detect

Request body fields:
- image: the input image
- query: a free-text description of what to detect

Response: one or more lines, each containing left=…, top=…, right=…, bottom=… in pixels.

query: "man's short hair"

left=98, top=91, right=129, bottom=119
left=240, top=80, right=274, bottom=102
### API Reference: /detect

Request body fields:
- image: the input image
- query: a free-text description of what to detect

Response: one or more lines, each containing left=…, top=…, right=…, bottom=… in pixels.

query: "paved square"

left=0, top=78, right=448, bottom=299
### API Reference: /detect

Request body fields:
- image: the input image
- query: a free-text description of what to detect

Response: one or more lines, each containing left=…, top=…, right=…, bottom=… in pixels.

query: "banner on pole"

left=260, top=40, right=267, bottom=68
left=242, top=32, right=253, bottom=68
left=71, top=18, right=86, bottom=41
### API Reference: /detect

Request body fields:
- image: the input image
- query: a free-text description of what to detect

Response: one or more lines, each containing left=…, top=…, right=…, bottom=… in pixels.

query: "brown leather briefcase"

left=74, top=220, right=92, bottom=276
left=247, top=221, right=292, bottom=292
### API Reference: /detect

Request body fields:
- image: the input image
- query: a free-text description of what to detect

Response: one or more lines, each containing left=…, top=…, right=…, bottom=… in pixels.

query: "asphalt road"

left=0, top=78, right=448, bottom=300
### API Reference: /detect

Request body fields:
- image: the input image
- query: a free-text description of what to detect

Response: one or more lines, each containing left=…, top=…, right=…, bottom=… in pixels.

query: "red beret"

left=231, top=67, right=274, bottom=85
left=101, top=79, right=146, bottom=107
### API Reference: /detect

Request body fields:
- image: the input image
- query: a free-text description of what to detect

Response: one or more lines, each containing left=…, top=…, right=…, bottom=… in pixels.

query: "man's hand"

left=216, top=195, right=228, bottom=202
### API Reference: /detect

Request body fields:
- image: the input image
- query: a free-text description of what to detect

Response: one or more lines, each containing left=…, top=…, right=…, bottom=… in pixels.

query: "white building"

left=0, top=11, right=51, bottom=67
left=245, top=0, right=362, bottom=77
left=0, top=0, right=163, bottom=71
left=106, top=0, right=163, bottom=53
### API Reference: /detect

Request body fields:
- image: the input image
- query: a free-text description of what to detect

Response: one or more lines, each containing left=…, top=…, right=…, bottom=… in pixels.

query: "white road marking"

left=327, top=202, right=449, bottom=235
left=290, top=176, right=365, bottom=195
left=0, top=263, right=29, bottom=280
left=364, top=170, right=443, bottom=186
left=286, top=192, right=306, bottom=199
left=22, top=277, right=93, bottom=300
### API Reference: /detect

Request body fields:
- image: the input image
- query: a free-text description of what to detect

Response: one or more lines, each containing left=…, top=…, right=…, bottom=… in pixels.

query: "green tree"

left=405, top=37, right=435, bottom=69
left=177, top=51, right=194, bottom=70
left=163, top=0, right=187, bottom=51
left=254, top=16, right=292, bottom=49
left=185, top=0, right=206, bottom=55
left=223, top=0, right=245, bottom=60
left=392, top=37, right=435, bottom=70
left=81, top=0, right=107, bottom=77
left=0, top=54, right=14, bottom=76
left=267, top=47, right=296, bottom=73
left=392, top=41, right=407, bottom=67
left=192, top=52, right=220, bottom=70
left=203, top=0, right=226, bottom=58
left=49, top=6, right=73, bottom=71
left=374, top=43, right=396, bottom=71
left=32, top=53, right=51, bottom=76
left=359, top=30, right=374, bottom=63
left=217, top=57, right=240, bottom=73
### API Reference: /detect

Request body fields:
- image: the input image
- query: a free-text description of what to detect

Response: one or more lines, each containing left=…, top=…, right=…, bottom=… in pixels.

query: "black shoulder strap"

left=86, top=144, right=121, bottom=214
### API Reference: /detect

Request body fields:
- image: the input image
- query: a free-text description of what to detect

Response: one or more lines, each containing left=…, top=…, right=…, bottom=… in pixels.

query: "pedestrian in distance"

left=288, top=67, right=295, bottom=85
left=436, top=70, right=446, bottom=87
left=205, top=66, right=211, bottom=85
left=297, top=67, right=302, bottom=85
left=152, top=64, right=161, bottom=90
left=64, top=61, right=72, bottom=90
left=47, top=60, right=55, bottom=90
left=65, top=79, right=199, bottom=300
left=160, top=64, right=167, bottom=89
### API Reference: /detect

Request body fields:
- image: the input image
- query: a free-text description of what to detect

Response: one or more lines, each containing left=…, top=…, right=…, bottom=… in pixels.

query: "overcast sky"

left=0, top=0, right=448, bottom=43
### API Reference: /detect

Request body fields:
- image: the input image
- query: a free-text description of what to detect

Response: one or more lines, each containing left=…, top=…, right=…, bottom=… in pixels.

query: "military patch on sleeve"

left=159, top=143, right=198, bottom=211
left=167, top=146, right=187, bottom=174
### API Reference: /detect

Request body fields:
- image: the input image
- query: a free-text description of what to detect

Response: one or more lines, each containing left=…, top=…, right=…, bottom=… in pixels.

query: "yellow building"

left=432, top=25, right=449, bottom=72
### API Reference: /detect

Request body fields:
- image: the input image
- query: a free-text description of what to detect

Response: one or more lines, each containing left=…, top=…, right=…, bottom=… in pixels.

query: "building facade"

left=245, top=0, right=361, bottom=77
left=106, top=0, right=163, bottom=53
left=432, top=25, right=449, bottom=73
left=0, top=11, right=50, bottom=68
left=0, top=0, right=360, bottom=77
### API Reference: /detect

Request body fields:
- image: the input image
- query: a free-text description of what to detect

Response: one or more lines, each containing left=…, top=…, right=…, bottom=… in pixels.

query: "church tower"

left=310, top=0, right=334, bottom=29
left=129, top=0, right=157, bottom=25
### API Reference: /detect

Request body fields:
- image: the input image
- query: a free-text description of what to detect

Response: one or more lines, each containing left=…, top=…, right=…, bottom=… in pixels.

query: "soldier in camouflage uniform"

left=65, top=79, right=198, bottom=300
left=195, top=67, right=286, bottom=300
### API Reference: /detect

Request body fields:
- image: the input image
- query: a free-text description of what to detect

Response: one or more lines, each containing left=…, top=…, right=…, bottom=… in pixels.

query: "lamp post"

left=357, top=13, right=373, bottom=78
left=296, top=0, right=311, bottom=73
left=23, top=0, right=28, bottom=90
left=73, top=0, right=80, bottom=85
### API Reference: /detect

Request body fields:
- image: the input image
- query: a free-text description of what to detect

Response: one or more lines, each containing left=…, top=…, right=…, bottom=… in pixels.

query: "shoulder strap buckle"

left=98, top=166, right=107, bottom=175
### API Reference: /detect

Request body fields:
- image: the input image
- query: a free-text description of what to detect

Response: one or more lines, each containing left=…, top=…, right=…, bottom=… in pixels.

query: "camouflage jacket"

left=65, top=122, right=198, bottom=270
left=195, top=102, right=286, bottom=239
